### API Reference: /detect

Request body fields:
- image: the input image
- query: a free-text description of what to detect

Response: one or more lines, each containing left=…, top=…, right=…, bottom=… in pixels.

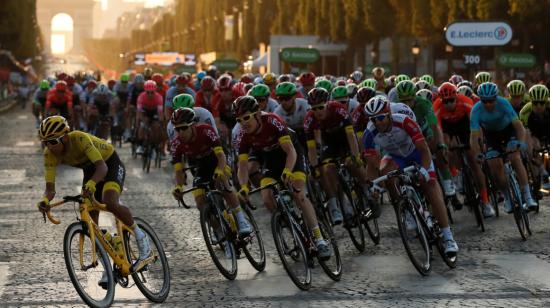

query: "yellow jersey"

left=44, top=130, right=114, bottom=183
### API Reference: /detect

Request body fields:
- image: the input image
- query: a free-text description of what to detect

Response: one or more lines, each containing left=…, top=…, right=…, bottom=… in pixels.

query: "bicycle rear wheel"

left=318, top=221, right=342, bottom=281
left=463, top=168, right=484, bottom=232
left=63, top=222, right=115, bottom=308
left=242, top=207, right=266, bottom=272
left=394, top=199, right=431, bottom=276
left=341, top=184, right=366, bottom=253
left=200, top=203, right=238, bottom=280
left=359, top=192, right=380, bottom=245
left=271, top=210, right=311, bottom=290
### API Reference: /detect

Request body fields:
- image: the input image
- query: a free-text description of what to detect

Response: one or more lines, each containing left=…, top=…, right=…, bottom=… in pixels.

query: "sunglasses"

left=533, top=101, right=547, bottom=106
left=236, top=114, right=254, bottom=124
left=146, top=91, right=155, bottom=94
left=175, top=125, right=191, bottom=132
left=43, top=135, right=64, bottom=146
left=370, top=113, right=389, bottom=123
left=311, top=104, right=326, bottom=111
left=481, top=99, right=496, bottom=104
left=256, top=97, right=268, bottom=102
left=443, top=99, right=455, bottom=105
left=277, top=96, right=293, bottom=102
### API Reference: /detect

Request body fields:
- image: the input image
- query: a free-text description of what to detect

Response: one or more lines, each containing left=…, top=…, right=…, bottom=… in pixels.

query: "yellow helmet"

left=262, top=72, right=277, bottom=85
left=39, top=116, right=69, bottom=141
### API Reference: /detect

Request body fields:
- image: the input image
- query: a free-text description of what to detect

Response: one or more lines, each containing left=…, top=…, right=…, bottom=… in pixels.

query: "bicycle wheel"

left=200, top=203, right=238, bottom=280
left=508, top=178, right=531, bottom=240
left=394, top=199, right=431, bottom=276
left=271, top=210, right=311, bottom=290
left=463, top=168, right=484, bottom=232
left=317, top=221, right=342, bottom=281
left=484, top=167, right=500, bottom=217
left=358, top=191, right=380, bottom=245
left=63, top=222, right=115, bottom=308
left=242, top=207, right=266, bottom=272
left=124, top=218, right=170, bottom=303
left=341, top=185, right=366, bottom=253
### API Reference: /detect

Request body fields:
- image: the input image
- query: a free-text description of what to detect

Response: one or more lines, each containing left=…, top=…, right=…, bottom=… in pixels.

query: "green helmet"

left=359, top=78, right=377, bottom=89
left=250, top=84, right=271, bottom=97
left=172, top=93, right=195, bottom=109
left=315, top=79, right=333, bottom=92
left=420, top=74, right=434, bottom=86
left=275, top=82, right=297, bottom=96
left=475, top=72, right=492, bottom=85
left=506, top=80, right=526, bottom=97
left=395, top=74, right=410, bottom=84
left=529, top=84, right=549, bottom=102
left=396, top=80, right=417, bottom=101
left=331, top=86, right=348, bottom=100
left=120, top=73, right=130, bottom=82
left=40, top=79, right=50, bottom=90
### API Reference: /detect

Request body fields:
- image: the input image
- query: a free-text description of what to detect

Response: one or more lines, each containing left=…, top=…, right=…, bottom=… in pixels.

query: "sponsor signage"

left=280, top=48, right=320, bottom=63
left=498, top=53, right=536, bottom=68
left=463, top=54, right=481, bottom=65
left=211, top=59, right=240, bottom=71
left=144, top=52, right=195, bottom=66
left=445, top=22, right=512, bottom=46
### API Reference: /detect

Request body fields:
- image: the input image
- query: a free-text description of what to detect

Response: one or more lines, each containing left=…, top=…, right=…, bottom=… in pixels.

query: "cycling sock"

left=450, top=167, right=459, bottom=177
left=480, top=188, right=489, bottom=204
left=132, top=224, right=146, bottom=240
left=311, top=226, right=322, bottom=241
left=440, top=168, right=452, bottom=181
left=441, top=227, right=453, bottom=241
left=232, top=207, right=246, bottom=222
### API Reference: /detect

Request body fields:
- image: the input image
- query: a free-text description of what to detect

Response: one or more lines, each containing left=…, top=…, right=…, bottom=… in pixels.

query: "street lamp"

left=411, top=42, right=420, bottom=76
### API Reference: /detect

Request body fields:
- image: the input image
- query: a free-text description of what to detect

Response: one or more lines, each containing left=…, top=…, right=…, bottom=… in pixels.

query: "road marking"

left=487, top=253, right=550, bottom=291
left=0, top=262, right=9, bottom=298
left=0, top=170, right=25, bottom=185
left=15, top=141, right=35, bottom=147
left=131, top=168, right=143, bottom=179
left=17, top=115, right=28, bottom=119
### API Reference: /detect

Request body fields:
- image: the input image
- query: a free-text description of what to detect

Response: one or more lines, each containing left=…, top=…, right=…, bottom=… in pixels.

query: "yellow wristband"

left=307, top=140, right=316, bottom=148
left=345, top=125, right=355, bottom=134
left=213, top=146, right=224, bottom=155
left=174, top=162, right=183, bottom=171
left=278, top=135, right=291, bottom=145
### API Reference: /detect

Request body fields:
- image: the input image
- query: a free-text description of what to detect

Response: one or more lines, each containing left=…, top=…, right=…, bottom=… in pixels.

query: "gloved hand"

left=36, top=196, right=50, bottom=214
left=281, top=168, right=294, bottom=185
left=238, top=184, right=250, bottom=200
left=213, top=167, right=226, bottom=180
left=172, top=184, right=183, bottom=199
left=418, top=167, right=431, bottom=183
left=82, top=180, right=96, bottom=197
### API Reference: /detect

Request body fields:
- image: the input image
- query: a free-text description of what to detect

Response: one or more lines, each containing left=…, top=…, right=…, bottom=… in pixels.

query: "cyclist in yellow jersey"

left=36, top=116, right=152, bottom=287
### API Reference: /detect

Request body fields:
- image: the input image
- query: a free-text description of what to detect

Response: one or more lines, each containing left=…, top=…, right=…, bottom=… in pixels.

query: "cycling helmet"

left=415, top=80, right=430, bottom=91
left=172, top=93, right=195, bottom=109
left=253, top=76, right=264, bottom=85
left=457, top=80, right=473, bottom=89
left=420, top=74, right=434, bottom=86
left=438, top=82, right=457, bottom=100
left=275, top=82, right=297, bottom=97
left=372, top=67, right=385, bottom=79
left=395, top=74, right=410, bottom=83
left=217, top=74, right=233, bottom=91
left=364, top=95, right=390, bottom=116
left=206, top=65, right=218, bottom=78
left=277, top=74, right=291, bottom=83
left=151, top=73, right=164, bottom=86
left=356, top=87, right=376, bottom=104
left=96, top=84, right=111, bottom=95
left=200, top=76, right=216, bottom=91
left=250, top=84, right=271, bottom=97
left=196, top=71, right=206, bottom=81
left=176, top=74, right=189, bottom=86
left=240, top=73, right=254, bottom=84
left=232, top=81, right=247, bottom=98
left=144, top=80, right=157, bottom=92
left=349, top=70, right=363, bottom=83
left=262, top=72, right=277, bottom=85
left=506, top=80, right=526, bottom=97
left=120, top=73, right=130, bottom=83
left=331, top=86, right=349, bottom=100
left=134, top=74, right=145, bottom=84
left=307, top=88, right=330, bottom=106
left=416, top=89, right=433, bottom=102
left=457, top=86, right=473, bottom=98
left=143, top=67, right=153, bottom=78
left=475, top=72, right=492, bottom=85
left=529, top=84, right=549, bottom=102
left=65, top=75, right=75, bottom=87
left=39, top=115, right=70, bottom=141
left=298, top=72, right=316, bottom=86
left=347, top=83, right=358, bottom=98
left=396, top=80, right=417, bottom=101
left=477, top=82, right=498, bottom=100
left=448, top=74, right=464, bottom=85
left=39, top=79, right=50, bottom=90
left=56, top=72, right=68, bottom=81
left=315, top=79, right=333, bottom=92
left=360, top=78, right=377, bottom=89
left=107, top=79, right=116, bottom=90
left=171, top=107, right=196, bottom=127
left=55, top=80, right=67, bottom=92
left=86, top=80, right=97, bottom=90
left=233, top=95, right=260, bottom=116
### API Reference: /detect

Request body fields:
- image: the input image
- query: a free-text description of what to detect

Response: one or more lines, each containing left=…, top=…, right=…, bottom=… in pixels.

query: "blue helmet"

left=196, top=71, right=206, bottom=81
left=477, top=82, right=498, bottom=100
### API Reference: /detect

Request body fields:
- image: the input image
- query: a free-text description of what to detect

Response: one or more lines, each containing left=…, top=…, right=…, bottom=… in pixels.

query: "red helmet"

left=217, top=74, right=233, bottom=91
left=201, top=76, right=216, bottom=91
left=86, top=80, right=97, bottom=90
left=107, top=79, right=116, bottom=89
left=56, top=72, right=68, bottom=81
left=438, top=82, right=457, bottom=100
left=299, top=72, right=316, bottom=86
left=65, top=75, right=75, bottom=87
left=55, top=80, right=67, bottom=92
left=176, top=74, right=189, bottom=86
left=152, top=73, right=164, bottom=86
left=336, top=80, right=347, bottom=87
left=231, top=81, right=247, bottom=98
left=240, top=73, right=254, bottom=84
left=144, top=80, right=157, bottom=92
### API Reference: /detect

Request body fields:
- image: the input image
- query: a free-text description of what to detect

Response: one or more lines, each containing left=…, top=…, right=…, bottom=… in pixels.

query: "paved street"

left=2, top=105, right=550, bottom=307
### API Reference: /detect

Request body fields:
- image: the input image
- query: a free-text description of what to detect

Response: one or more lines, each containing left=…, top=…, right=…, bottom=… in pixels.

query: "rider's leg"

left=248, top=160, right=262, bottom=188
left=509, top=150, right=535, bottom=204
left=429, top=137, right=454, bottom=197
left=260, top=177, right=278, bottom=213
left=321, top=162, right=346, bottom=222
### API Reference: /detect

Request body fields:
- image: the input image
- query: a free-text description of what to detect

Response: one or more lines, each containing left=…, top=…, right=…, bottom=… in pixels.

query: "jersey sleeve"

left=402, top=116, right=424, bottom=143
left=519, top=103, right=533, bottom=127
left=210, top=92, right=221, bottom=118
left=77, top=132, right=104, bottom=163
left=43, top=149, right=58, bottom=183
left=469, top=103, right=481, bottom=131
left=502, top=98, right=519, bottom=121
left=237, top=131, right=250, bottom=155
left=362, top=127, right=377, bottom=156
left=170, top=138, right=183, bottom=164
left=419, top=99, right=437, bottom=127
left=204, top=125, right=222, bottom=148
left=303, top=111, right=316, bottom=141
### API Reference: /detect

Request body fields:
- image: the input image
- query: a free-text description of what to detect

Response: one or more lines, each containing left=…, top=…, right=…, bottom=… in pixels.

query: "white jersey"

left=390, top=102, right=417, bottom=122
left=388, top=87, right=399, bottom=103
left=167, top=107, right=217, bottom=141
left=265, top=98, right=279, bottom=112
left=347, top=98, right=360, bottom=115
left=273, top=98, right=310, bottom=130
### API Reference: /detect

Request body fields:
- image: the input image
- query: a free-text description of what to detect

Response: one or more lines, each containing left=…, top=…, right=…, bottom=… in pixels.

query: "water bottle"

left=102, top=229, right=113, bottom=245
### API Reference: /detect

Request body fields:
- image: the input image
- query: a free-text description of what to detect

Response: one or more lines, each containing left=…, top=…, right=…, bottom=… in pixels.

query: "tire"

left=359, top=191, right=380, bottom=246
left=340, top=184, right=366, bottom=253
left=242, top=207, right=266, bottom=272
left=484, top=167, right=500, bottom=217
left=394, top=199, right=431, bottom=276
left=317, top=221, right=342, bottom=281
left=509, top=177, right=530, bottom=241
left=271, top=210, right=311, bottom=290
left=200, top=203, right=238, bottom=280
left=63, top=222, right=115, bottom=308
left=125, top=218, right=171, bottom=303
left=463, top=167, right=484, bottom=232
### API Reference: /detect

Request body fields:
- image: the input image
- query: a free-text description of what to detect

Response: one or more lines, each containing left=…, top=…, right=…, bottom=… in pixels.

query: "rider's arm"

left=512, top=119, right=526, bottom=143
left=345, top=124, right=360, bottom=158
left=307, top=138, right=318, bottom=167
left=469, top=130, right=482, bottom=155
left=237, top=156, right=249, bottom=187
left=414, top=139, right=433, bottom=170
left=279, top=135, right=297, bottom=171
left=469, top=103, right=483, bottom=155
left=519, top=103, right=532, bottom=129
left=43, top=150, right=58, bottom=200
left=214, top=146, right=228, bottom=171
left=78, top=133, right=108, bottom=182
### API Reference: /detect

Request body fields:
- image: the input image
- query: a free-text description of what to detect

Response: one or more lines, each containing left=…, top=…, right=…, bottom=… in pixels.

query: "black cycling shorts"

left=83, top=152, right=126, bottom=202
left=441, top=116, right=470, bottom=147
left=483, top=124, right=517, bottom=158
left=260, top=140, right=306, bottom=183
left=189, top=151, right=217, bottom=188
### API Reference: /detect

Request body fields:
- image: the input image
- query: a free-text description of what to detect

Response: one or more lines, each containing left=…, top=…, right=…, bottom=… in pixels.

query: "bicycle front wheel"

left=508, top=180, right=531, bottom=240
left=318, top=221, right=342, bottom=281
left=125, top=218, right=171, bottom=303
left=242, top=207, right=266, bottom=272
left=271, top=210, right=311, bottom=290
left=63, top=222, right=115, bottom=308
left=341, top=186, right=366, bottom=253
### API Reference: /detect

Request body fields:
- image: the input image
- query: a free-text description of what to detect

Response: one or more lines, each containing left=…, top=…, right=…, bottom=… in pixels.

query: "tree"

left=364, top=0, right=396, bottom=64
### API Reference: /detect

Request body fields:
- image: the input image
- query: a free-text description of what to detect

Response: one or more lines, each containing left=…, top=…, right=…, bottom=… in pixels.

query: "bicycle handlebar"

left=42, top=195, right=102, bottom=225
left=369, top=165, right=418, bottom=191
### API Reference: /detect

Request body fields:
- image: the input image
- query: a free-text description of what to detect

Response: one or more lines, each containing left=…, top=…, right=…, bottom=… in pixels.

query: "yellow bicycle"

left=44, top=194, right=170, bottom=307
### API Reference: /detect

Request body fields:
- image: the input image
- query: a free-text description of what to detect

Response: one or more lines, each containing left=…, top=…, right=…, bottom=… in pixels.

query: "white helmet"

left=416, top=89, right=433, bottom=102
left=415, top=80, right=430, bottom=91
left=364, top=95, right=390, bottom=116
left=457, top=85, right=473, bottom=98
